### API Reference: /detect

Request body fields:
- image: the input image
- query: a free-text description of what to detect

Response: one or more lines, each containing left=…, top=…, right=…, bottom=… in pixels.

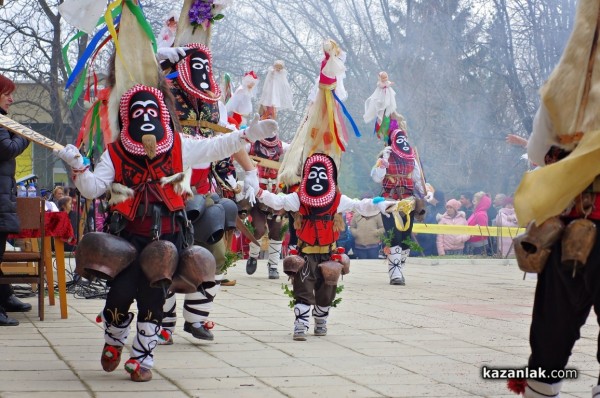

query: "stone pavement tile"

left=244, top=365, right=331, bottom=378
left=0, top=380, right=87, bottom=392
left=369, top=383, right=473, bottom=397
left=159, top=366, right=249, bottom=379
left=303, top=358, right=412, bottom=376
left=260, top=375, right=349, bottom=387
left=157, top=356, right=235, bottom=370
left=202, top=342, right=285, bottom=354
left=1, top=392, right=91, bottom=398
left=214, top=355, right=312, bottom=369
left=95, top=392, right=189, bottom=398
left=186, top=386, right=288, bottom=398
left=2, top=352, right=61, bottom=361
left=0, top=369, right=77, bottom=381
left=279, top=384, right=383, bottom=398
left=173, top=375, right=268, bottom=390
left=350, top=345, right=436, bottom=357
left=77, top=370, right=181, bottom=392
left=344, top=373, right=436, bottom=385
left=0, top=360, right=70, bottom=371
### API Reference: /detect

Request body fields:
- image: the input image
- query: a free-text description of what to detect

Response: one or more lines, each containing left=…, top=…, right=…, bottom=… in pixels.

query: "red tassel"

left=95, top=313, right=102, bottom=323
left=337, top=247, right=345, bottom=254
left=290, top=249, right=298, bottom=255
left=507, top=378, right=527, bottom=394
left=204, top=321, right=215, bottom=330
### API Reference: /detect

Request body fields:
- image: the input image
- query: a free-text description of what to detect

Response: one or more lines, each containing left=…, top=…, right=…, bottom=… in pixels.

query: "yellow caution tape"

left=412, top=223, right=525, bottom=237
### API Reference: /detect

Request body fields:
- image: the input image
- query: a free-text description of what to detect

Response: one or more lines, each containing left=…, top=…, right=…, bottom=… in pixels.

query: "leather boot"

left=2, top=295, right=32, bottom=312
left=0, top=307, right=18, bottom=326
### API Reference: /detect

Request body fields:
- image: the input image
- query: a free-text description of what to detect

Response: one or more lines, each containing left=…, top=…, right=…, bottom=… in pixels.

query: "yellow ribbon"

left=392, top=198, right=415, bottom=231
left=514, top=129, right=600, bottom=226
left=412, top=223, right=524, bottom=237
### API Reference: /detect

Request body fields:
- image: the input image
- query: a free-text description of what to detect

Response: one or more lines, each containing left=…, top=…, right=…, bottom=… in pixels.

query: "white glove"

left=377, top=200, right=396, bottom=217
left=243, top=169, right=259, bottom=192
left=424, top=191, right=434, bottom=203
left=382, top=146, right=392, bottom=161
left=242, top=114, right=278, bottom=142
left=244, top=185, right=257, bottom=206
left=156, top=47, right=187, bottom=64
left=54, top=144, right=84, bottom=169
left=371, top=166, right=386, bottom=184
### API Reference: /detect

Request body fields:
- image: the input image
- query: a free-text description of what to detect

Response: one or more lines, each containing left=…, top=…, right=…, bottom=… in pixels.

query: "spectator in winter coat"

left=465, top=191, right=491, bottom=255
left=350, top=212, right=384, bottom=259
left=495, top=197, right=518, bottom=258
left=436, top=199, right=470, bottom=256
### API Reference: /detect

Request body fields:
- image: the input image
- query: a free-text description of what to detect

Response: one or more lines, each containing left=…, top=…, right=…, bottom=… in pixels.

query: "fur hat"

left=445, top=199, right=461, bottom=211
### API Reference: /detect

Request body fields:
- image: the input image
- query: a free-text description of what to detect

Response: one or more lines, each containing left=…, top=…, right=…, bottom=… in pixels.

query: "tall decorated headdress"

left=226, top=71, right=259, bottom=117
left=278, top=38, right=361, bottom=188
left=258, top=60, right=294, bottom=120
left=363, top=71, right=400, bottom=143
left=514, top=0, right=600, bottom=226
left=174, top=0, right=233, bottom=48
left=60, top=0, right=174, bottom=158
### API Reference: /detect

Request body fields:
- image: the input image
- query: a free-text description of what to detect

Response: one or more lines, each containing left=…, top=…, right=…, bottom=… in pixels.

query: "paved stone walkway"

left=0, top=257, right=598, bottom=397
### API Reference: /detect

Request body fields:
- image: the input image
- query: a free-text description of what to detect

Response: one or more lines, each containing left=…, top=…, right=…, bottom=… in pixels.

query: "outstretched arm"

left=256, top=189, right=300, bottom=212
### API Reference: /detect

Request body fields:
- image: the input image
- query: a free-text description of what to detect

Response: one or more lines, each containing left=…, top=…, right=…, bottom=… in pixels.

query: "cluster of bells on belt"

left=283, top=247, right=350, bottom=285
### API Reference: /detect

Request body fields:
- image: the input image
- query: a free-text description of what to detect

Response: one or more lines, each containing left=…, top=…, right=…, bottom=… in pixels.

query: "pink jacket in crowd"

left=467, top=195, right=491, bottom=243
left=436, top=210, right=470, bottom=255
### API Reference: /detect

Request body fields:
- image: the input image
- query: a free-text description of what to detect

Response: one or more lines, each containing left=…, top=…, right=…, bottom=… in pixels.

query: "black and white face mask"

left=299, top=153, right=337, bottom=207
left=389, top=129, right=415, bottom=160
left=306, top=164, right=330, bottom=197
left=176, top=43, right=221, bottom=103
left=127, top=91, right=165, bottom=143
left=119, top=84, right=173, bottom=157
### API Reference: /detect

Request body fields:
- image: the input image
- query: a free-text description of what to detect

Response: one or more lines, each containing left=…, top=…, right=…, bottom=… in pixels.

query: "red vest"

left=249, top=139, right=283, bottom=191
left=107, top=133, right=185, bottom=221
left=190, top=168, right=211, bottom=194
left=297, top=192, right=341, bottom=246
left=382, top=153, right=415, bottom=199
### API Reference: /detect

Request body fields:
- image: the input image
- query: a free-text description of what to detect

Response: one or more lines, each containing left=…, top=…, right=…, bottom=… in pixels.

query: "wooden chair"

left=0, top=197, right=45, bottom=320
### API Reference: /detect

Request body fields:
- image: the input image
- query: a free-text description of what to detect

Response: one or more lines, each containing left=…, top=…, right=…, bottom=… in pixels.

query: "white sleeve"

left=257, top=190, right=300, bottom=211
left=527, top=103, right=556, bottom=166
left=282, top=141, right=290, bottom=154
left=371, top=161, right=386, bottom=184
left=337, top=196, right=381, bottom=217
left=411, top=159, right=425, bottom=199
left=73, top=150, right=114, bottom=199
left=182, top=132, right=245, bottom=169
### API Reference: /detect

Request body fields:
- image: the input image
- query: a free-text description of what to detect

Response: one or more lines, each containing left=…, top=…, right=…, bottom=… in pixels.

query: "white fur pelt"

left=108, top=183, right=135, bottom=205
left=108, top=167, right=192, bottom=206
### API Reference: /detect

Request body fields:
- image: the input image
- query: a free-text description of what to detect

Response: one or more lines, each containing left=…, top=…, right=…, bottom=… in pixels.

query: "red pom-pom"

left=124, top=359, right=140, bottom=374
left=159, top=328, right=171, bottom=341
left=95, top=314, right=102, bottom=323
left=290, top=249, right=298, bottom=255
left=204, top=321, right=215, bottom=330
left=507, top=378, right=527, bottom=394
left=331, top=254, right=341, bottom=262
left=337, top=247, right=345, bottom=254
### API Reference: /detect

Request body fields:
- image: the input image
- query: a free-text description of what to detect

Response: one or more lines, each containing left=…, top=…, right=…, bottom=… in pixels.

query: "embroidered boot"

left=182, top=275, right=222, bottom=341
left=387, top=246, right=405, bottom=285
left=246, top=242, right=261, bottom=275
left=125, top=321, right=162, bottom=382
left=293, top=303, right=310, bottom=341
left=159, top=292, right=177, bottom=345
left=312, top=305, right=329, bottom=336
left=523, top=379, right=562, bottom=397
left=99, top=312, right=133, bottom=372
left=267, top=239, right=282, bottom=279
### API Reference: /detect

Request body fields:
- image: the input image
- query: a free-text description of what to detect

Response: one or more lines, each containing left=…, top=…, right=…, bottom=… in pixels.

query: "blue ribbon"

left=332, top=90, right=361, bottom=138
left=65, top=15, right=121, bottom=89
left=166, top=71, right=179, bottom=80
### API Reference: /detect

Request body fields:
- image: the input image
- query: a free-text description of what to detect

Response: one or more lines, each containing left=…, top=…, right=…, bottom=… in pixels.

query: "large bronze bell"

left=75, top=232, right=137, bottom=281
left=561, top=219, right=597, bottom=272
left=139, top=240, right=179, bottom=289
left=283, top=255, right=305, bottom=276
left=170, top=245, right=217, bottom=293
left=318, top=261, right=343, bottom=286
left=339, top=253, right=350, bottom=275
left=513, top=217, right=565, bottom=273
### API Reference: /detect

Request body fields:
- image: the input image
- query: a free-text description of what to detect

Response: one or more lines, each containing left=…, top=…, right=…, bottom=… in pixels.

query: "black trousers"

left=382, top=211, right=414, bottom=249
left=293, top=253, right=337, bottom=307
left=529, top=218, right=600, bottom=384
left=103, top=231, right=184, bottom=325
